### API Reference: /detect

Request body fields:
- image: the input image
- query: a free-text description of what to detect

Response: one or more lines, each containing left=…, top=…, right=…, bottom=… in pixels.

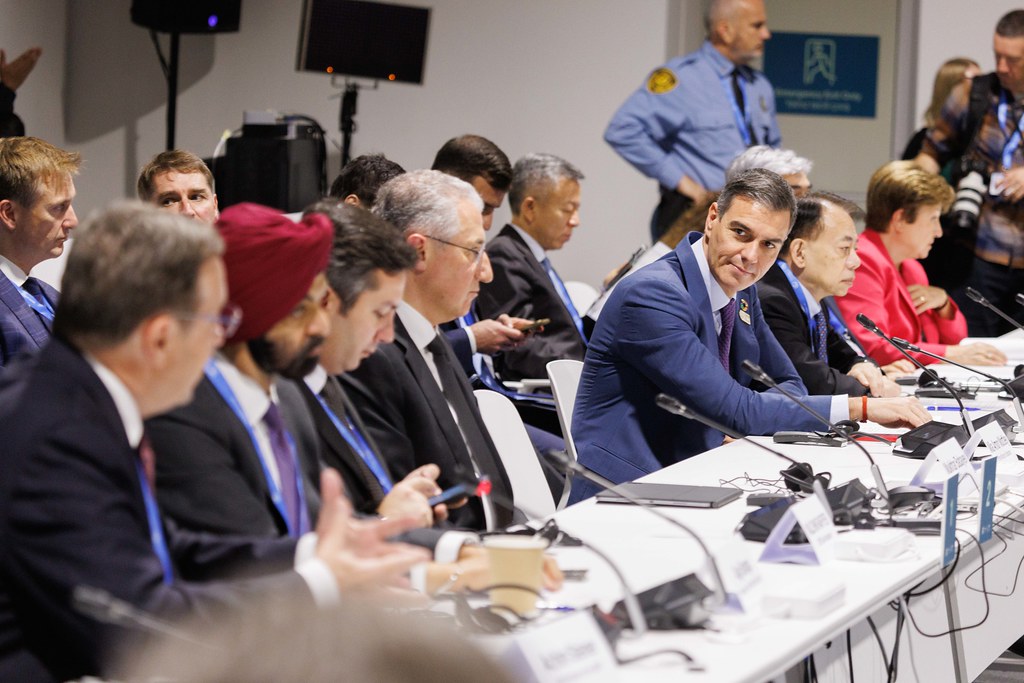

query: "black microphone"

left=856, top=314, right=974, bottom=439
left=72, top=585, right=212, bottom=649
left=540, top=450, right=728, bottom=616
left=969, top=287, right=1024, bottom=335
left=890, top=336, right=1024, bottom=432
left=451, top=470, right=650, bottom=635
left=738, top=360, right=930, bottom=512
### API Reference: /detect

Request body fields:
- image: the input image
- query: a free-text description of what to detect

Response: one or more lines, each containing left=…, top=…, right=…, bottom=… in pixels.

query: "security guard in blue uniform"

left=605, top=0, right=780, bottom=240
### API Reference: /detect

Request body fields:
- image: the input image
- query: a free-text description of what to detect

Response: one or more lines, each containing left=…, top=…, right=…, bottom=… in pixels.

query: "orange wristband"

left=861, top=395, right=868, bottom=423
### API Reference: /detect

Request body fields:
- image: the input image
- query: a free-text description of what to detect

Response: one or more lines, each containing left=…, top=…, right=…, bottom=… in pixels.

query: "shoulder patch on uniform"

left=646, top=68, right=678, bottom=95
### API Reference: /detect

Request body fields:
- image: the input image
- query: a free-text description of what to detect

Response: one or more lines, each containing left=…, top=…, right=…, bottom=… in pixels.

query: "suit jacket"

left=756, top=263, right=870, bottom=396
left=0, top=272, right=57, bottom=370
left=0, top=339, right=306, bottom=682
left=836, top=230, right=968, bottom=366
left=440, top=321, right=475, bottom=376
left=342, top=318, right=514, bottom=529
left=569, top=233, right=832, bottom=502
left=146, top=375, right=323, bottom=538
left=476, top=225, right=587, bottom=381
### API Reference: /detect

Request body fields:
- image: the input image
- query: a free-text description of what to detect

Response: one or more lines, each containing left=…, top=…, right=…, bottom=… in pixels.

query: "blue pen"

left=926, top=406, right=981, bottom=412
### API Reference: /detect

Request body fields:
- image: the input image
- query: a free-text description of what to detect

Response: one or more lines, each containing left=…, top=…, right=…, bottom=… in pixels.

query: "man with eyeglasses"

left=476, top=153, right=588, bottom=382
left=0, top=136, right=80, bottom=369
left=344, top=170, right=517, bottom=531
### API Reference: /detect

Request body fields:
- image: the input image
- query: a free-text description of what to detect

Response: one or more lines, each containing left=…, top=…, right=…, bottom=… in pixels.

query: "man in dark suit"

left=570, top=170, right=931, bottom=502
left=476, top=153, right=588, bottom=381
left=0, top=136, right=79, bottom=368
left=146, top=203, right=337, bottom=538
left=0, top=202, right=426, bottom=681
left=344, top=170, right=517, bottom=530
left=757, top=192, right=900, bottom=397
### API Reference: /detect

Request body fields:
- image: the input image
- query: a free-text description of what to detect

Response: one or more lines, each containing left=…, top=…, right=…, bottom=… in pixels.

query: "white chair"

left=546, top=359, right=584, bottom=508
left=564, top=280, right=599, bottom=316
left=474, top=390, right=556, bottom=519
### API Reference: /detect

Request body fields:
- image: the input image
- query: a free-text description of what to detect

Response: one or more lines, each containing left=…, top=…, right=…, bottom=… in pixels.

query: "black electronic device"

left=131, top=0, right=241, bottom=34
left=595, top=482, right=742, bottom=509
left=427, top=483, right=472, bottom=508
left=215, top=125, right=323, bottom=213
left=892, top=410, right=1016, bottom=459
left=610, top=573, right=712, bottom=630
left=738, top=480, right=870, bottom=543
left=297, top=0, right=431, bottom=84
left=773, top=431, right=846, bottom=447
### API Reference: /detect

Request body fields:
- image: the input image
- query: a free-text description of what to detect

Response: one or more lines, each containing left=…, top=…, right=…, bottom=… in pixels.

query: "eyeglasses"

left=178, top=302, right=243, bottom=338
left=425, top=235, right=485, bottom=266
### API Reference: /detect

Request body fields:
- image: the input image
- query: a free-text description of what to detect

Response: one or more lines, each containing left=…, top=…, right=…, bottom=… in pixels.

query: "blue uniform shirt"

left=604, top=41, right=781, bottom=192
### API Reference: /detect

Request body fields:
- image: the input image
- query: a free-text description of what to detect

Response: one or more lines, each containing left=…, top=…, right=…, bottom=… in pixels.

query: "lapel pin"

left=738, top=298, right=751, bottom=325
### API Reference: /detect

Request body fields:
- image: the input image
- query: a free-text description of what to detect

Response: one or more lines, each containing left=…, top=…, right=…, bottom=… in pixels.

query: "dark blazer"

left=146, top=375, right=323, bottom=537
left=0, top=272, right=57, bottom=370
left=342, top=318, right=514, bottom=529
left=569, top=233, right=832, bottom=502
left=440, top=321, right=475, bottom=376
left=0, top=339, right=306, bottom=682
left=756, top=263, right=870, bottom=396
left=476, top=225, right=587, bottom=381
left=297, top=377, right=389, bottom=515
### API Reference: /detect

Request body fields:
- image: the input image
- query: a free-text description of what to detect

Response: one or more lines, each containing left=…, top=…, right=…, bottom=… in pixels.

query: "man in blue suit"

left=570, top=169, right=929, bottom=502
left=0, top=136, right=80, bottom=368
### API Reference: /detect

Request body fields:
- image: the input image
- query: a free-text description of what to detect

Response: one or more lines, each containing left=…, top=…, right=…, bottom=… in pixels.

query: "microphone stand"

left=856, top=314, right=974, bottom=438
left=890, top=336, right=1024, bottom=432
left=969, top=287, right=1024, bottom=335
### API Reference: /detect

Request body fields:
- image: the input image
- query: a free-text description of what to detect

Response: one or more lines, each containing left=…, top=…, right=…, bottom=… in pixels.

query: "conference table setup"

left=489, top=334, right=1024, bottom=683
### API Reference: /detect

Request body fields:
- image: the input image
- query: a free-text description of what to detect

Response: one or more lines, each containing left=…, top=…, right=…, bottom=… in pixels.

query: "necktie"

left=262, top=402, right=305, bottom=537
left=541, top=257, right=587, bottom=342
left=718, top=299, right=736, bottom=372
left=731, top=69, right=758, bottom=146
left=426, top=333, right=513, bottom=527
left=137, top=433, right=173, bottom=584
left=21, top=277, right=54, bottom=327
left=138, top=433, right=157, bottom=490
left=813, top=311, right=829, bottom=362
left=319, top=376, right=392, bottom=498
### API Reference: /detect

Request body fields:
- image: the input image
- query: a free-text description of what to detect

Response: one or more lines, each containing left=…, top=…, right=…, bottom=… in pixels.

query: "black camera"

left=950, top=157, right=990, bottom=231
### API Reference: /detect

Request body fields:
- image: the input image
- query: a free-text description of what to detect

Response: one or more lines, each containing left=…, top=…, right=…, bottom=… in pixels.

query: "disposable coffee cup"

left=483, top=535, right=548, bottom=617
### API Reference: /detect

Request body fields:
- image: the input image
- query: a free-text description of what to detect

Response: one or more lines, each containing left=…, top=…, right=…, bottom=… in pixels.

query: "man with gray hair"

left=476, top=153, right=587, bottom=382
left=0, top=202, right=427, bottom=680
left=726, top=145, right=813, bottom=197
left=569, top=169, right=930, bottom=502
left=343, top=169, right=516, bottom=531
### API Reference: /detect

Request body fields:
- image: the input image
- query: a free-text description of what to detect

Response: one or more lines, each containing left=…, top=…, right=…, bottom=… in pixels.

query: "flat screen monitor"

left=297, top=0, right=430, bottom=85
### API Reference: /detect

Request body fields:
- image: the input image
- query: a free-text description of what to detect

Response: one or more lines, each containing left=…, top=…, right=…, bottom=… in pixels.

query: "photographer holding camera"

left=916, top=9, right=1024, bottom=336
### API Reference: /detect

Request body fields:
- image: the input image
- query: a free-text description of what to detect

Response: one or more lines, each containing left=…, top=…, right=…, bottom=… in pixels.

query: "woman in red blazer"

left=837, top=161, right=1006, bottom=366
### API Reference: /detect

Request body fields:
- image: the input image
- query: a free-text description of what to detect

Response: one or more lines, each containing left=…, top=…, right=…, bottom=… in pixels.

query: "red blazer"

left=836, top=229, right=967, bottom=365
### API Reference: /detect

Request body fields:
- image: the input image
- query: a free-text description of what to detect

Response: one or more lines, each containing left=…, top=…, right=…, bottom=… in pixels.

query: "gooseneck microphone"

left=540, top=450, right=728, bottom=616
left=738, top=360, right=923, bottom=512
left=890, top=336, right=1024, bottom=431
left=856, top=314, right=974, bottom=438
left=968, top=287, right=1024, bottom=335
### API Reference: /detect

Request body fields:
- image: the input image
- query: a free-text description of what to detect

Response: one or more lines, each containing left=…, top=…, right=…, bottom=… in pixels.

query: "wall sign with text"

left=764, top=31, right=879, bottom=118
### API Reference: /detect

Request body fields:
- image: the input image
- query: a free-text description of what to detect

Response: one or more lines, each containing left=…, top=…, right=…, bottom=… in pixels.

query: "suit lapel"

left=676, top=234, right=717, bottom=351
left=503, top=225, right=572, bottom=317
left=0, top=272, right=50, bottom=345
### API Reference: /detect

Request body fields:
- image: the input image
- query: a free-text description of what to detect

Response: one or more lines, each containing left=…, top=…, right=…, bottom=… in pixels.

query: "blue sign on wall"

left=763, top=31, right=879, bottom=118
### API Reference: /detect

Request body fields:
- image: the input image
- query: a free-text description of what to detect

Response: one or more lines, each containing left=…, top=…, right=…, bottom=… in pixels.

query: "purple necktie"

left=262, top=402, right=304, bottom=537
left=718, top=299, right=736, bottom=371
left=814, top=311, right=829, bottom=362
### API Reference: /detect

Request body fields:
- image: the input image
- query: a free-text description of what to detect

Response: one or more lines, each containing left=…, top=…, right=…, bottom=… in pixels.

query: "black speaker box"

left=131, top=0, right=241, bottom=34
left=215, top=135, right=321, bottom=213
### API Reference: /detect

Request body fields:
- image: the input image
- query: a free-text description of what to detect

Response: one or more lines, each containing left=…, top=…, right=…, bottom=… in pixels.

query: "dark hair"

left=137, top=149, right=214, bottom=201
left=54, top=201, right=223, bottom=349
left=306, top=200, right=416, bottom=313
left=997, top=10, right=1024, bottom=37
left=431, top=135, right=512, bottom=192
left=781, top=192, right=864, bottom=257
left=716, top=168, right=796, bottom=228
left=328, top=154, right=406, bottom=206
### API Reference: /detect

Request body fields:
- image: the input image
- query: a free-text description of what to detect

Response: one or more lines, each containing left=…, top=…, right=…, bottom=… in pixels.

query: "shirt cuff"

left=294, top=532, right=341, bottom=607
left=829, top=395, right=851, bottom=423
left=433, top=531, right=479, bottom=563
left=466, top=327, right=478, bottom=354
left=409, top=562, right=428, bottom=593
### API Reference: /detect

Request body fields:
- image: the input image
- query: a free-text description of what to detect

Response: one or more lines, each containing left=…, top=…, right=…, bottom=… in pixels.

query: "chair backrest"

left=473, top=390, right=556, bottom=519
left=546, top=359, right=584, bottom=462
left=563, top=280, right=599, bottom=315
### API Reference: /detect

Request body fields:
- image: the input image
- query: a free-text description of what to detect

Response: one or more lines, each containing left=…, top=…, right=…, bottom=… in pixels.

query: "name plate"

left=500, top=610, right=618, bottom=683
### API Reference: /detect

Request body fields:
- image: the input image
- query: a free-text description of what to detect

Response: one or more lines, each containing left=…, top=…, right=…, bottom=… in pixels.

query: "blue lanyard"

left=458, top=305, right=478, bottom=327
left=16, top=285, right=54, bottom=321
left=204, top=362, right=308, bottom=537
left=997, top=91, right=1024, bottom=170
left=721, top=71, right=753, bottom=147
left=315, top=394, right=393, bottom=494
left=542, top=258, right=587, bottom=341
left=135, top=460, right=173, bottom=585
left=776, top=261, right=819, bottom=344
